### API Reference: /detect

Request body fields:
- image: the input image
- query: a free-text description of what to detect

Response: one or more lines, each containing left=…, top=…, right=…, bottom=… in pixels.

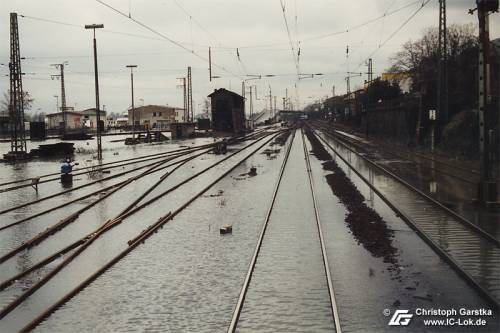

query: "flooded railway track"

left=0, top=149, right=210, bottom=233
left=0, top=148, right=213, bottom=263
left=312, top=121, right=483, bottom=184
left=228, top=128, right=341, bottom=332
left=309, top=124, right=500, bottom=308
left=0, top=131, right=270, bottom=229
left=312, top=122, right=498, bottom=244
left=0, top=144, right=215, bottom=193
left=0, top=128, right=269, bottom=194
left=0, top=129, right=287, bottom=332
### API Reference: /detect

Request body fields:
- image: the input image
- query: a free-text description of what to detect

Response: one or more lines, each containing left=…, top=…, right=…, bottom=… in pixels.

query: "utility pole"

left=365, top=58, right=373, bottom=137
left=345, top=73, right=362, bottom=119
left=5, top=13, right=28, bottom=160
left=367, top=58, right=373, bottom=85
left=274, top=96, right=277, bottom=120
left=187, top=66, right=193, bottom=122
left=85, top=23, right=104, bottom=161
left=177, top=77, right=187, bottom=121
left=208, top=47, right=212, bottom=81
left=249, top=86, right=253, bottom=129
left=268, top=86, right=273, bottom=121
left=126, top=65, right=137, bottom=140
left=285, top=88, right=288, bottom=110
left=346, top=76, right=351, bottom=118
left=473, top=0, right=499, bottom=203
left=437, top=0, right=448, bottom=133
left=51, top=62, right=68, bottom=133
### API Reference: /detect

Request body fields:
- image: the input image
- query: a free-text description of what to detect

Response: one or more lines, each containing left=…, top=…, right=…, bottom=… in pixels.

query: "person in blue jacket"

left=61, top=158, right=73, bottom=174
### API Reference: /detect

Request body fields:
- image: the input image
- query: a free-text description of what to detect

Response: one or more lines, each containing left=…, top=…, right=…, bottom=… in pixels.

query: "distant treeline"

left=308, top=24, right=499, bottom=159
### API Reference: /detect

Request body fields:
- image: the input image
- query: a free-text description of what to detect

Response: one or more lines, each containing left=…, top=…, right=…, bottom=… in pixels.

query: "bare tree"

left=0, top=90, right=34, bottom=114
left=389, top=23, right=478, bottom=114
left=389, top=24, right=477, bottom=74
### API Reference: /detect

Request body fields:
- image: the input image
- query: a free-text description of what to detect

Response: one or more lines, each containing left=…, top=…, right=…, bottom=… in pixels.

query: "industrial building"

left=128, top=105, right=179, bottom=130
left=208, top=88, right=245, bottom=134
left=80, top=108, right=106, bottom=130
left=46, top=111, right=84, bottom=130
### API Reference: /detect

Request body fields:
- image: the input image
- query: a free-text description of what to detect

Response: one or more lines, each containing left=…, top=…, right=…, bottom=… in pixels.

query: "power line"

left=170, top=0, right=249, bottom=77
left=279, top=0, right=300, bottom=79
left=19, top=1, right=425, bottom=51
left=354, top=0, right=431, bottom=71
left=94, top=0, right=243, bottom=80
left=301, top=0, right=424, bottom=43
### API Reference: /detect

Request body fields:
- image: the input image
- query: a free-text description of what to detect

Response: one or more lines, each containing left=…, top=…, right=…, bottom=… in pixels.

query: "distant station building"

left=46, top=111, right=83, bottom=130
left=128, top=105, right=178, bottom=130
left=115, top=116, right=129, bottom=127
left=81, top=108, right=106, bottom=130
left=208, top=88, right=245, bottom=134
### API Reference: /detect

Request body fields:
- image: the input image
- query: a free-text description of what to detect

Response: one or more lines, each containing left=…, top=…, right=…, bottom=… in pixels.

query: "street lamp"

left=85, top=23, right=104, bottom=161
left=126, top=65, right=137, bottom=140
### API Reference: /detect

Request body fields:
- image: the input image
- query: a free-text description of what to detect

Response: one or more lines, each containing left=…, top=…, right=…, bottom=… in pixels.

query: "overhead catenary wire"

left=94, top=0, right=244, bottom=80
left=278, top=0, right=300, bottom=79
left=170, top=0, right=249, bottom=77
left=301, top=0, right=425, bottom=43
left=20, top=0, right=424, bottom=51
left=354, top=0, right=431, bottom=71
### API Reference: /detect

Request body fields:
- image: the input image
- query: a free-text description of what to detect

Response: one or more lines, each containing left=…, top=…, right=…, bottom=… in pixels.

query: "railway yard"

left=1, top=0, right=499, bottom=331
left=0, top=122, right=497, bottom=332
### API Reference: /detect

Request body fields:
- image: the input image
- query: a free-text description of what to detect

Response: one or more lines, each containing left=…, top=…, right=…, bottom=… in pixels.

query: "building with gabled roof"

left=208, top=88, right=245, bottom=133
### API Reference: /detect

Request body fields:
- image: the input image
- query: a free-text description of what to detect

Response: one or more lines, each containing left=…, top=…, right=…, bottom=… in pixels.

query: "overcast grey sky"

left=0, top=0, right=498, bottom=115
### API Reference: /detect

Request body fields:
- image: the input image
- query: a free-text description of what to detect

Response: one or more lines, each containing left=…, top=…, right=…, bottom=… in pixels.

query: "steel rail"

left=0, top=130, right=279, bottom=266
left=0, top=130, right=284, bottom=321
left=0, top=143, right=215, bottom=188
left=0, top=150, right=210, bottom=232
left=310, top=127, right=499, bottom=308
left=0, top=144, right=214, bottom=193
left=0, top=148, right=211, bottom=291
left=0, top=149, right=200, bottom=216
left=313, top=122, right=476, bottom=185
left=227, top=129, right=295, bottom=333
left=0, top=127, right=267, bottom=189
left=301, top=128, right=342, bottom=333
left=318, top=121, right=481, bottom=175
left=17, top=130, right=286, bottom=333
left=313, top=124, right=500, bottom=247
left=0, top=151, right=193, bottom=264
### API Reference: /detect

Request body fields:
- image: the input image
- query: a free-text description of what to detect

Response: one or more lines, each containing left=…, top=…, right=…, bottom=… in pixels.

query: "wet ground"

left=322, top=123, right=499, bottom=241
left=0, top=127, right=498, bottom=332
left=304, top=128, right=499, bottom=332
left=313, top=128, right=500, bottom=303
left=237, top=130, right=335, bottom=332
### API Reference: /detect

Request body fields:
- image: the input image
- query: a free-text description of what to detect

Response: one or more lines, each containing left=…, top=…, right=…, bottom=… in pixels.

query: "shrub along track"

left=304, top=128, right=400, bottom=279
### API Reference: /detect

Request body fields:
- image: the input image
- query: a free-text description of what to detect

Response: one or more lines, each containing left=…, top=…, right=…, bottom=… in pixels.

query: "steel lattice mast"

left=437, top=0, right=448, bottom=127
left=187, top=66, right=193, bottom=122
left=8, top=12, right=27, bottom=157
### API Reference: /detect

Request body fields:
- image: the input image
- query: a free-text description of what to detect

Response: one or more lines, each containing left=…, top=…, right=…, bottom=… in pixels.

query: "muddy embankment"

left=305, top=128, right=401, bottom=280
